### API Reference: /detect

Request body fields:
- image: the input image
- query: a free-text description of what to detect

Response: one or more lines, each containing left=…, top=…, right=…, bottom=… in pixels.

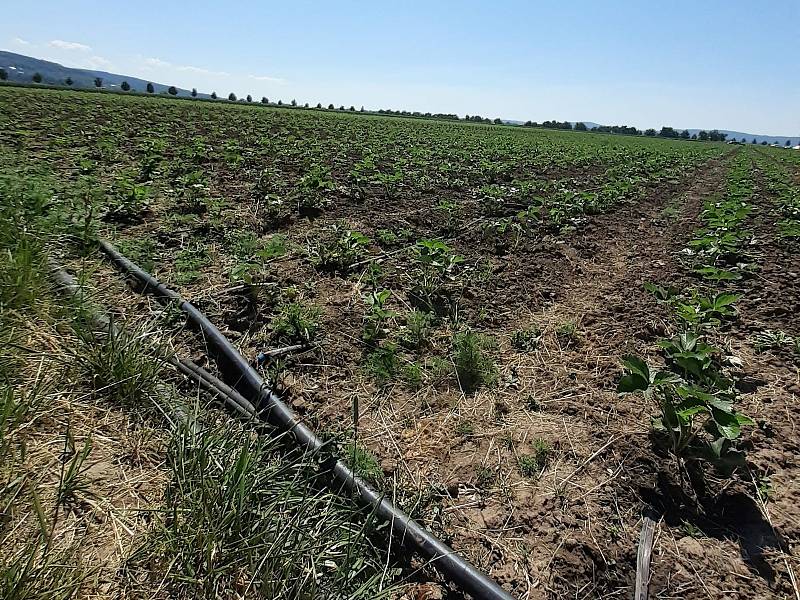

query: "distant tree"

left=246, top=94, right=252, bottom=102
left=574, top=122, right=587, bottom=131
left=493, top=117, right=503, bottom=124
left=191, top=88, right=197, bottom=97
left=228, top=92, right=237, bottom=101
left=277, top=99, right=283, bottom=105
left=64, top=76, right=73, bottom=85
left=691, top=133, right=697, bottom=140
left=32, top=72, right=42, bottom=83
left=94, top=77, right=102, bottom=88
left=167, top=86, right=177, bottom=96
left=707, top=130, right=727, bottom=142
left=339, top=105, right=345, bottom=110
left=697, top=130, right=709, bottom=141
left=349, top=105, right=356, bottom=111
left=761, top=141, right=768, bottom=145
left=658, top=126, right=679, bottom=138
left=644, top=128, right=656, bottom=137
left=0, top=69, right=7, bottom=81
left=680, top=129, right=690, bottom=139
left=291, top=99, right=297, bottom=106
left=786, top=140, right=792, bottom=147
left=147, top=82, right=155, bottom=94
left=328, top=103, right=334, bottom=109
left=751, top=138, right=757, bottom=144
left=211, top=91, right=217, bottom=99
left=261, top=96, right=268, bottom=104
left=120, top=81, right=131, bottom=91
left=360, top=105, right=365, bottom=112
left=304, top=102, right=309, bottom=108
left=316, top=102, right=322, bottom=109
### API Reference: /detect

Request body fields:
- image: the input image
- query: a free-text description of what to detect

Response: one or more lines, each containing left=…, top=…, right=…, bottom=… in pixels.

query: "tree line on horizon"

left=1, top=68, right=795, bottom=146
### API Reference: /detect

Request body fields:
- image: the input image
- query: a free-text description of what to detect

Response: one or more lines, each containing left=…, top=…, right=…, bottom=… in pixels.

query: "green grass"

left=127, top=418, right=399, bottom=599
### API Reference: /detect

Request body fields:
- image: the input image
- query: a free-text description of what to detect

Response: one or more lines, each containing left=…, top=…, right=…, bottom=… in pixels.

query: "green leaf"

left=713, top=293, right=740, bottom=308
left=712, top=407, right=744, bottom=440
left=707, top=397, right=734, bottom=413
left=621, top=355, right=650, bottom=382
left=617, top=373, right=649, bottom=393
left=652, top=370, right=680, bottom=386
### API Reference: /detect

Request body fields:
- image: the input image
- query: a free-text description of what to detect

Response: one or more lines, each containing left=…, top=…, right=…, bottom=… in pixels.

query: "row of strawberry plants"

left=754, top=153, right=800, bottom=239
left=682, top=153, right=756, bottom=282
left=619, top=153, right=756, bottom=485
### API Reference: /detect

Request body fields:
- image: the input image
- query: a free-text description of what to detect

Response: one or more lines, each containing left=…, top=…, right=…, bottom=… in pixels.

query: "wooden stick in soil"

left=635, top=515, right=656, bottom=600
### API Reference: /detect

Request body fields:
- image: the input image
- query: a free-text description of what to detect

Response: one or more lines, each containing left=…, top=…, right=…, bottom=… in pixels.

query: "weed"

left=511, top=326, right=542, bottom=352
left=116, top=237, right=157, bottom=273
left=455, top=420, right=475, bottom=437
left=518, top=439, right=551, bottom=478
left=128, top=418, right=400, bottom=598
left=0, top=232, right=46, bottom=312
left=272, top=302, right=321, bottom=344
left=364, top=344, right=399, bottom=384
left=401, top=361, right=424, bottom=389
left=475, top=466, right=495, bottom=488
left=681, top=520, right=706, bottom=538
left=173, top=245, right=209, bottom=285
left=452, top=330, right=498, bottom=393
left=345, top=442, right=384, bottom=483
left=56, top=428, right=93, bottom=507
left=376, top=229, right=399, bottom=247
left=73, top=320, right=168, bottom=406
left=399, top=309, right=433, bottom=349
left=525, top=395, right=541, bottom=412
left=555, top=321, right=579, bottom=348
left=752, top=329, right=795, bottom=353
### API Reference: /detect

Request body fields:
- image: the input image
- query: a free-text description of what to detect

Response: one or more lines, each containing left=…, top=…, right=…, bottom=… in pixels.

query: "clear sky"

left=4, top=1, right=798, bottom=136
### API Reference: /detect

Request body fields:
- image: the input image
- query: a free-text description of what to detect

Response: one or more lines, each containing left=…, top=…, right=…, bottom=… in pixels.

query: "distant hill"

left=0, top=50, right=203, bottom=96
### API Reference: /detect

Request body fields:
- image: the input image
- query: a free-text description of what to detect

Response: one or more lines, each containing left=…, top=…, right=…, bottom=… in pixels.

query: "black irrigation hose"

left=172, top=356, right=258, bottom=420
left=98, top=239, right=515, bottom=600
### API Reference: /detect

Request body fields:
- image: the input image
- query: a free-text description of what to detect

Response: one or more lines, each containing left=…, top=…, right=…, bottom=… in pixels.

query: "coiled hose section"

left=97, top=239, right=515, bottom=600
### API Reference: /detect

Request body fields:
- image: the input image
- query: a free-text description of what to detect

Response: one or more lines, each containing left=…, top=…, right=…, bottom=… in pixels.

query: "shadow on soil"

left=639, top=468, right=784, bottom=583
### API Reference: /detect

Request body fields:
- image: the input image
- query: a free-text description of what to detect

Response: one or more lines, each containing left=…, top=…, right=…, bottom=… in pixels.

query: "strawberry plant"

left=618, top=353, right=752, bottom=471
left=105, top=177, right=150, bottom=222
left=362, top=289, right=396, bottom=343
left=408, top=239, right=463, bottom=313
left=306, top=225, right=370, bottom=274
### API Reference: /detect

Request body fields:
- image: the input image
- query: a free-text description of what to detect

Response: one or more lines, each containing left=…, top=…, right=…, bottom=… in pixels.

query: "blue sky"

left=4, top=1, right=798, bottom=135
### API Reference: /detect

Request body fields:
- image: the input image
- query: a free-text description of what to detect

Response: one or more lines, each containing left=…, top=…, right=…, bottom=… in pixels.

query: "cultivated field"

left=1, top=86, right=799, bottom=599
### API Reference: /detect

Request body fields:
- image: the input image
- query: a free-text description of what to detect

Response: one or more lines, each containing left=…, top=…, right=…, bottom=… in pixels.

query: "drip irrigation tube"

left=98, top=239, right=515, bottom=600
